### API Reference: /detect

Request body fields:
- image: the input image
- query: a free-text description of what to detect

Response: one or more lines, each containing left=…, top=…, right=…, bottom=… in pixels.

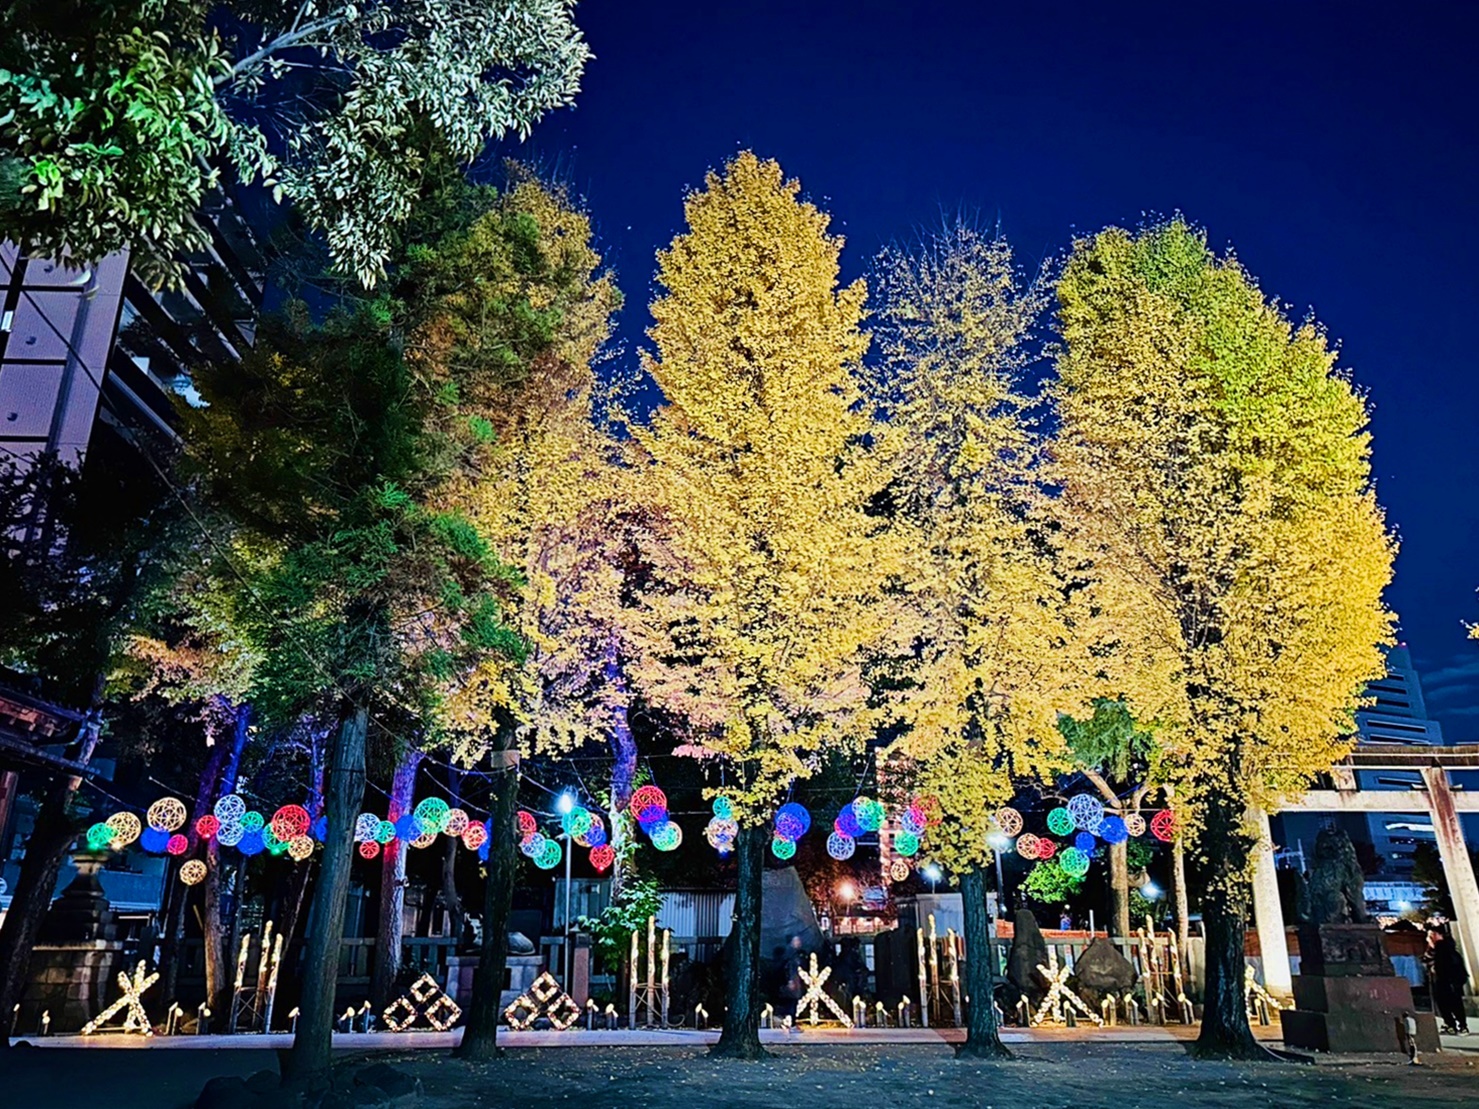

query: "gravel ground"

left=393, top=1043, right=1479, bottom=1109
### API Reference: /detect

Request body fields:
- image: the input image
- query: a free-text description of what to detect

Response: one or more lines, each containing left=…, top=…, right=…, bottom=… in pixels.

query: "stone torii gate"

left=1250, top=744, right=1479, bottom=1000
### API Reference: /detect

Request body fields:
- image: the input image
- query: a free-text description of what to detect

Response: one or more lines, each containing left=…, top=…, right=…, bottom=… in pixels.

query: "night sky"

left=527, top=2, right=1479, bottom=735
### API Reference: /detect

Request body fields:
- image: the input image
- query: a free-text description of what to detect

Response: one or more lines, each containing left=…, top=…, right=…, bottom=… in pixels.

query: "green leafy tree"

left=181, top=271, right=527, bottom=1080
left=1057, top=699, right=1160, bottom=939
left=0, top=0, right=590, bottom=287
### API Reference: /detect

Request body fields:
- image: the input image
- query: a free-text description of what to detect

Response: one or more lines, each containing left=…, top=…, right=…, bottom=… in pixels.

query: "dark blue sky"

left=528, top=1, right=1479, bottom=735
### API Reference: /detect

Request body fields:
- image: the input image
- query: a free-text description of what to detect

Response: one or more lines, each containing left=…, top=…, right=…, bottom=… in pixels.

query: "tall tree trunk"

left=956, top=866, right=1009, bottom=1058
left=1109, top=838, right=1130, bottom=939
left=0, top=712, right=101, bottom=1045
left=711, top=822, right=767, bottom=1060
left=203, top=704, right=252, bottom=1016
left=372, top=747, right=422, bottom=1009
left=438, top=768, right=465, bottom=943
left=162, top=730, right=232, bottom=1002
left=284, top=702, right=367, bottom=1089
left=1191, top=795, right=1267, bottom=1060
left=603, top=637, right=636, bottom=899
left=457, top=731, right=519, bottom=1060
left=1171, top=839, right=1191, bottom=979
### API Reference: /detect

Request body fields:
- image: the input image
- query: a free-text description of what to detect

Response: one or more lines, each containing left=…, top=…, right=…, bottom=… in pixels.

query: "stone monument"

left=20, top=851, right=126, bottom=1033
left=1282, top=827, right=1439, bottom=1054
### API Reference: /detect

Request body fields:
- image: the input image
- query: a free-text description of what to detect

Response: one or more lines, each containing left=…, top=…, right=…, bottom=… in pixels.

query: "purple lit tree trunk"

left=604, top=637, right=637, bottom=897
left=372, top=746, right=422, bottom=1009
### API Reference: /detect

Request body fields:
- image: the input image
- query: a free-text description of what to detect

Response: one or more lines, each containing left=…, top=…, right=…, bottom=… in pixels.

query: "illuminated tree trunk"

left=203, top=704, right=252, bottom=1015
left=372, top=747, right=422, bottom=1009
left=604, top=637, right=636, bottom=899
left=1109, top=839, right=1130, bottom=939
left=711, top=821, right=767, bottom=1060
left=284, top=701, right=367, bottom=1089
left=956, top=867, right=1009, bottom=1058
left=458, top=726, right=519, bottom=1060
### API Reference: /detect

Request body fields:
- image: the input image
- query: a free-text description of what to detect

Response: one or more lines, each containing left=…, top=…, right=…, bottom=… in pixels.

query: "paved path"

left=7, top=1036, right=1479, bottom=1109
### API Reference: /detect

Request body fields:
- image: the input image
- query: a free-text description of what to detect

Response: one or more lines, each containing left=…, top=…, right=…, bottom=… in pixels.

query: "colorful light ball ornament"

left=1046, top=807, right=1075, bottom=836
left=771, top=835, right=797, bottom=861
left=1124, top=812, right=1147, bottom=838
left=214, top=794, right=246, bottom=824
left=195, top=814, right=220, bottom=840
left=826, top=832, right=856, bottom=860
left=853, top=797, right=884, bottom=833
left=359, top=840, right=381, bottom=860
left=414, top=797, right=451, bottom=834
left=534, top=839, right=563, bottom=870
left=375, top=820, right=397, bottom=845
left=1067, top=794, right=1105, bottom=833
left=394, top=814, right=419, bottom=840
left=147, top=797, right=188, bottom=833
left=1150, top=809, right=1178, bottom=843
left=443, top=808, right=470, bottom=837
left=520, top=832, right=547, bottom=858
left=179, top=859, right=208, bottom=886
left=516, top=810, right=538, bottom=837
left=411, top=830, right=438, bottom=850
left=631, top=786, right=668, bottom=822
left=270, top=804, right=310, bottom=841
left=86, top=822, right=115, bottom=851
left=834, top=804, right=864, bottom=839
left=889, top=860, right=911, bottom=883
left=461, top=823, right=488, bottom=851
left=775, top=802, right=811, bottom=839
left=561, top=806, right=593, bottom=839
left=1074, top=832, right=1097, bottom=853
left=1059, top=847, right=1091, bottom=878
left=1099, top=815, right=1129, bottom=845
left=651, top=821, right=683, bottom=852
left=288, top=835, right=314, bottom=861
left=240, top=810, right=265, bottom=832
left=993, top=807, right=1023, bottom=837
left=355, top=813, right=381, bottom=842
left=589, top=844, right=615, bottom=872
left=166, top=834, right=189, bottom=856
left=107, top=812, right=142, bottom=847
left=894, top=831, right=921, bottom=857
left=577, top=815, right=607, bottom=848
left=899, top=805, right=927, bottom=837
left=238, top=829, right=265, bottom=856
left=712, top=795, right=733, bottom=820
left=216, top=822, right=244, bottom=848
left=1036, top=837, right=1058, bottom=860
left=1015, top=833, right=1042, bottom=859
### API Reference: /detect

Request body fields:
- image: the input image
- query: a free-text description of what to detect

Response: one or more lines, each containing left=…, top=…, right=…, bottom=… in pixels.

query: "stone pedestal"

left=20, top=940, right=125, bottom=1034
left=1283, top=924, right=1439, bottom=1054
left=499, top=954, right=543, bottom=1008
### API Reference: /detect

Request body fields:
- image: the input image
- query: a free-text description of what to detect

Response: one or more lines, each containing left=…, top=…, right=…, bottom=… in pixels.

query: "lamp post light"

left=923, top=863, right=943, bottom=893
left=558, top=792, right=576, bottom=990
left=988, top=833, right=1010, bottom=915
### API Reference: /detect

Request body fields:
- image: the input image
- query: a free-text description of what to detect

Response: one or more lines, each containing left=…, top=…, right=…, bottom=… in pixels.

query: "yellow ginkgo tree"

left=869, top=224, right=1088, bottom=1057
left=626, top=153, right=904, bottom=1059
left=1051, top=221, right=1395, bottom=1058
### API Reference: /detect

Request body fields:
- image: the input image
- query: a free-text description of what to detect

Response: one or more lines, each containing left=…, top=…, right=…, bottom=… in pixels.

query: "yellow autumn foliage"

left=626, top=152, right=906, bottom=825
left=1051, top=221, right=1396, bottom=888
left=870, top=225, right=1091, bottom=872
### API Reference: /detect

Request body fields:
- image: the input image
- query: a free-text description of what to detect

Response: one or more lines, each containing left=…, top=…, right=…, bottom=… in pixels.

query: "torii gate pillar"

left=1420, top=766, right=1479, bottom=991
left=1248, top=806, right=1293, bottom=999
